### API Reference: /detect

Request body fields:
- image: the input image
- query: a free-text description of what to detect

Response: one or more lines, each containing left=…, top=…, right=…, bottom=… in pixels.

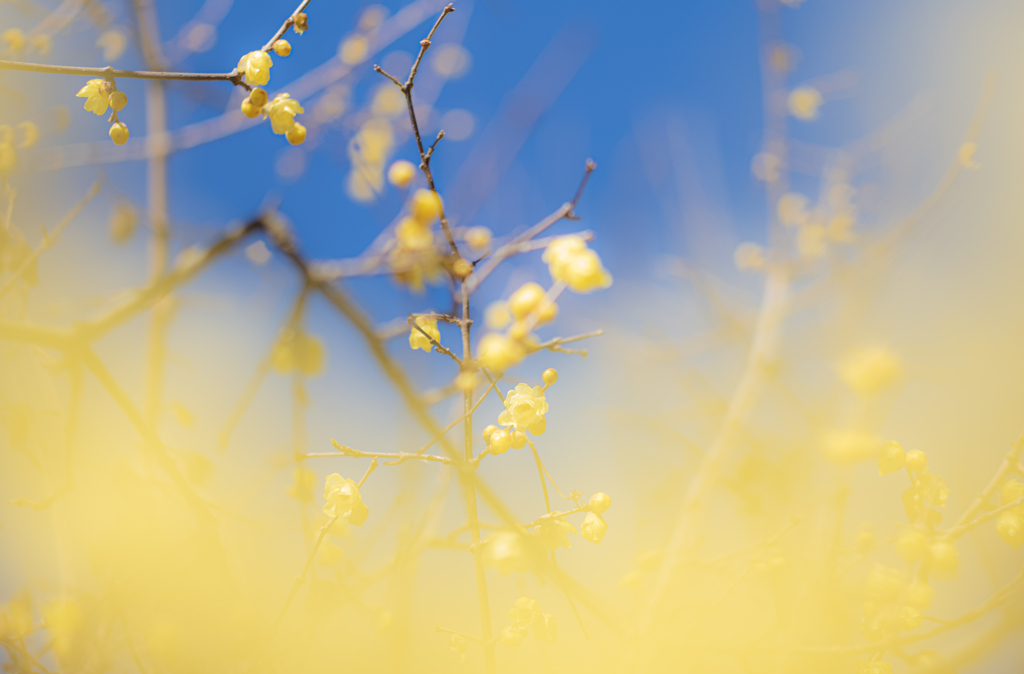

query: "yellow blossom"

left=409, top=316, right=440, bottom=352
left=542, top=234, right=588, bottom=280
left=839, top=347, right=901, bottom=396
left=387, top=159, right=416, bottom=188
left=465, top=226, right=492, bottom=250
left=410, top=188, right=443, bottom=224
left=478, top=333, right=525, bottom=372
left=396, top=217, right=434, bottom=252
left=498, top=383, right=549, bottom=435
left=273, top=39, right=292, bottom=57
left=776, top=192, right=809, bottom=227
left=262, top=93, right=304, bottom=134
left=541, top=234, right=611, bottom=292
left=485, top=301, right=512, bottom=329
left=339, top=35, right=369, bottom=65
left=77, top=79, right=111, bottom=116
left=109, top=122, right=129, bottom=146
left=509, top=282, right=546, bottom=320
left=238, top=50, right=273, bottom=86
left=323, top=473, right=362, bottom=519
left=2, top=29, right=25, bottom=53
left=96, top=30, right=127, bottom=61
left=788, top=86, right=823, bottom=120
left=581, top=512, right=608, bottom=544
left=822, top=429, right=882, bottom=464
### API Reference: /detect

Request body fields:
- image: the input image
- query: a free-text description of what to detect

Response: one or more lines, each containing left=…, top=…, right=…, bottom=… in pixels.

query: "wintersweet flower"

left=477, top=333, right=525, bottom=372
left=542, top=234, right=587, bottom=281
left=2, top=29, right=25, bottom=53
left=788, top=86, right=823, bottom=121
left=263, top=93, right=304, bottom=134
left=77, top=79, right=111, bottom=116
left=409, top=316, right=440, bottom=352
left=562, top=248, right=612, bottom=293
left=238, top=50, right=273, bottom=86
left=498, top=383, right=548, bottom=435
left=323, top=473, right=361, bottom=519
left=541, top=235, right=611, bottom=293
left=581, top=512, right=608, bottom=544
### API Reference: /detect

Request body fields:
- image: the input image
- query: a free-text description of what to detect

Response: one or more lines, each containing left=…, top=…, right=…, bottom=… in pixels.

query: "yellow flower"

left=238, top=50, right=273, bottom=86
left=788, top=86, right=823, bottom=121
left=776, top=192, right=808, bottom=227
left=465, top=226, right=492, bottom=250
left=270, top=331, right=326, bottom=376
left=581, top=512, right=608, bottom=544
left=498, top=383, right=549, bottom=435
left=839, top=347, right=901, bottom=396
left=109, top=122, right=129, bottom=146
left=396, top=217, right=434, bottom=252
left=509, top=282, right=546, bottom=320
left=286, top=123, right=307, bottom=145
left=542, top=234, right=588, bottom=281
left=262, top=93, right=304, bottom=134
left=273, top=39, right=292, bottom=57
left=2, top=29, right=25, bottom=53
left=76, top=79, right=111, bottom=116
left=562, top=248, right=612, bottom=293
left=822, top=429, right=882, bottom=464
left=482, top=532, right=528, bottom=575
left=409, top=316, right=440, bottom=352
left=484, top=301, right=511, bottom=330
left=323, top=473, right=361, bottom=519
left=541, top=235, right=611, bottom=292
left=536, top=519, right=576, bottom=550
left=387, top=159, right=416, bottom=188
left=477, top=333, right=525, bottom=372
left=339, top=35, right=369, bottom=65
left=409, top=188, right=443, bottom=225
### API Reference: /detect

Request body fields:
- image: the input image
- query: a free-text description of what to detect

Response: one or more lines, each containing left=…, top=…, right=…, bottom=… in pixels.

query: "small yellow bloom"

left=339, top=35, right=369, bottom=65
left=286, top=123, right=307, bottom=145
left=541, top=234, right=612, bottom=292
left=776, top=192, right=808, bottom=227
left=409, top=316, right=440, bottom=352
left=509, top=282, right=546, bottom=320
left=238, top=50, right=273, bottom=86
left=478, top=333, right=525, bottom=372
left=498, top=383, right=549, bottom=435
left=262, top=93, right=304, bottom=134
left=109, top=122, right=129, bottom=146
left=839, top=347, right=901, bottom=397
left=109, top=90, right=127, bottom=112
left=485, top=301, right=512, bottom=330
left=387, top=159, right=416, bottom=189
left=409, top=188, right=443, bottom=224
left=77, top=79, right=111, bottom=116
left=273, top=39, right=292, bottom=57
left=788, top=86, right=823, bottom=121
left=96, top=30, right=127, bottom=61
left=323, top=473, right=362, bottom=519
left=465, top=226, right=492, bottom=250
left=395, top=216, right=433, bottom=252
left=581, top=512, right=608, bottom=544
left=822, top=429, right=882, bottom=464
left=2, top=29, right=26, bottom=53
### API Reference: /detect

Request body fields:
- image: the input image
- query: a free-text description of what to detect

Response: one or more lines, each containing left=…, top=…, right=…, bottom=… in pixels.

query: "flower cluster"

left=408, top=315, right=440, bottom=352
left=391, top=189, right=445, bottom=292
left=499, top=597, right=557, bottom=647
left=235, top=35, right=308, bottom=144
left=323, top=473, right=368, bottom=526
left=476, top=238, right=610, bottom=372
left=75, top=79, right=129, bottom=145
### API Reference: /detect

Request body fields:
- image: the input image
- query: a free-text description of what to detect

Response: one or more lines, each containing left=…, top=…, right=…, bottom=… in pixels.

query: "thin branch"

left=467, top=159, right=596, bottom=294
left=0, top=180, right=100, bottom=301
left=308, top=440, right=456, bottom=467
left=0, top=59, right=246, bottom=86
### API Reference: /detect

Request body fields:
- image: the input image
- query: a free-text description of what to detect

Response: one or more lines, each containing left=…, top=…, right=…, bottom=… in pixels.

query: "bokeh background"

left=3, top=0, right=1024, bottom=672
